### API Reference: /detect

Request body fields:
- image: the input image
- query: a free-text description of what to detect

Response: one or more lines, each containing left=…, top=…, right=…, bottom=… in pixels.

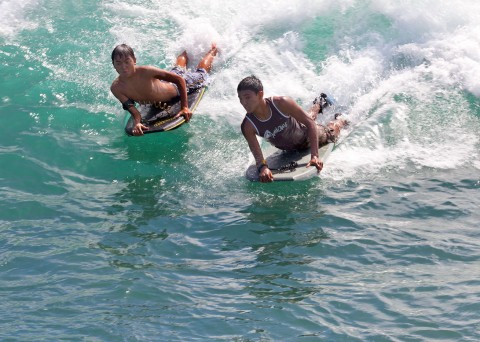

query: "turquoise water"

left=1, top=0, right=480, bottom=340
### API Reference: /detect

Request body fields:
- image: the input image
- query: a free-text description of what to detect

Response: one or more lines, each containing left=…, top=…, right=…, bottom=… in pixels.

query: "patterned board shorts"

left=170, top=66, right=209, bottom=91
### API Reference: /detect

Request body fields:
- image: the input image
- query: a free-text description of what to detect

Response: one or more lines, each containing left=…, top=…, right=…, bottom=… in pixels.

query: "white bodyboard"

left=245, top=143, right=334, bottom=181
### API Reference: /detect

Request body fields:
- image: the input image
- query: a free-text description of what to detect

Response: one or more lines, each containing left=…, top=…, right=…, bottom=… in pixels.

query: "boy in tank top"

left=238, top=75, right=347, bottom=183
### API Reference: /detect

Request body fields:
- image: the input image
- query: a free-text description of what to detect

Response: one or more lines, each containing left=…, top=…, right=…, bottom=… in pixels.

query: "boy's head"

left=237, top=75, right=263, bottom=94
left=111, top=44, right=135, bottom=64
left=237, top=75, right=264, bottom=113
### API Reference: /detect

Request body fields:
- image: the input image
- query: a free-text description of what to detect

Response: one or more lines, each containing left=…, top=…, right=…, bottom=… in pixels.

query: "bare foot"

left=209, top=43, right=218, bottom=56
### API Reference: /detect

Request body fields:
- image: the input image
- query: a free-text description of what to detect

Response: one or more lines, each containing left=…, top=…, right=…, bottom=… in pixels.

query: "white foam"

left=0, top=0, right=40, bottom=38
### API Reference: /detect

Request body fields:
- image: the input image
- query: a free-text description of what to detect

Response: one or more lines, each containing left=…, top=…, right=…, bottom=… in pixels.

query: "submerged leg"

left=326, top=115, right=349, bottom=141
left=316, top=114, right=349, bottom=146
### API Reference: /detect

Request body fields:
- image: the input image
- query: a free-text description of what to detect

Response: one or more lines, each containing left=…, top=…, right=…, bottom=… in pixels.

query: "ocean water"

left=1, top=0, right=480, bottom=340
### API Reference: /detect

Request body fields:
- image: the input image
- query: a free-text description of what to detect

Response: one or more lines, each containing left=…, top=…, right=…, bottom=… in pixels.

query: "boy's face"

left=113, top=55, right=136, bottom=77
left=238, top=89, right=263, bottom=113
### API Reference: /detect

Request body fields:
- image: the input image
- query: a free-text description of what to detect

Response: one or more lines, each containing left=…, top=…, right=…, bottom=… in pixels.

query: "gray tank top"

left=244, top=97, right=308, bottom=150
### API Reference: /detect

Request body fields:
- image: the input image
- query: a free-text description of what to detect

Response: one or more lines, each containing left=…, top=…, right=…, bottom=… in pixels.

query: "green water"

left=1, top=0, right=480, bottom=340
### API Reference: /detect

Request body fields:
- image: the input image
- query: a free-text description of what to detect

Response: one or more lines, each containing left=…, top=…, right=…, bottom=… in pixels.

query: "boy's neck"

left=253, top=99, right=270, bottom=120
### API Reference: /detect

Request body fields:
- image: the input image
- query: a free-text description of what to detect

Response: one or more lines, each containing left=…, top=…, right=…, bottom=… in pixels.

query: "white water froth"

left=0, top=0, right=41, bottom=38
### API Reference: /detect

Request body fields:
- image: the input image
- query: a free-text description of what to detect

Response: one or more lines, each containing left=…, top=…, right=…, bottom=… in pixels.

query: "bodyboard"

left=124, top=86, right=207, bottom=136
left=245, top=143, right=334, bottom=182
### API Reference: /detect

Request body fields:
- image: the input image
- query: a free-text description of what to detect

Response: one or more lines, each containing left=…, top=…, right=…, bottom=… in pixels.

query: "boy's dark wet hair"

left=237, top=75, right=263, bottom=94
left=111, top=44, right=135, bottom=63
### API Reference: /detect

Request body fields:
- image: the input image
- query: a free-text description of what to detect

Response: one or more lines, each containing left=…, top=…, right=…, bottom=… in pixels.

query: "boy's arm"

left=146, top=67, right=192, bottom=122
left=241, top=120, right=273, bottom=182
left=110, top=84, right=148, bottom=136
left=273, top=96, right=323, bottom=171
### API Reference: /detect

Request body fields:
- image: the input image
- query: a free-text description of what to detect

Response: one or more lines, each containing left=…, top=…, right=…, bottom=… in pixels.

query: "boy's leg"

left=316, top=115, right=348, bottom=146
left=196, top=43, right=218, bottom=73
left=307, top=103, right=321, bottom=121
left=176, top=51, right=188, bottom=68
left=326, top=116, right=348, bottom=140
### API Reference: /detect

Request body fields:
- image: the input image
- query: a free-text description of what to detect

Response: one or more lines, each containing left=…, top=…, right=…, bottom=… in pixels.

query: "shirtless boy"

left=110, top=43, right=217, bottom=136
left=238, top=75, right=347, bottom=183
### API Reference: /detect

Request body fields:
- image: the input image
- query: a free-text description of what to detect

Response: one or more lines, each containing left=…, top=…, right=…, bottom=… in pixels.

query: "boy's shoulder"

left=110, top=76, right=121, bottom=90
left=271, top=95, right=292, bottom=103
left=137, top=65, right=165, bottom=73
